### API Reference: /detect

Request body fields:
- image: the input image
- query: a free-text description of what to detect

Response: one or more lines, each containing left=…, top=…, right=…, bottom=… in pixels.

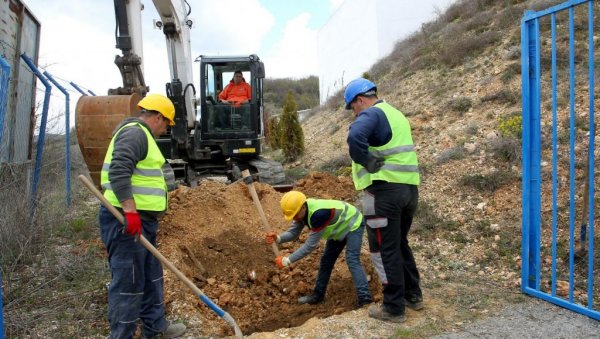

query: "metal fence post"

left=20, top=53, right=52, bottom=207
left=43, top=71, right=71, bottom=208
left=0, top=56, right=10, bottom=146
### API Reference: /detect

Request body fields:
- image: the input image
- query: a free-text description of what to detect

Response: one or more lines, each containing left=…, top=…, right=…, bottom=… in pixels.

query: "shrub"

left=501, top=63, right=521, bottom=83
left=317, top=154, right=352, bottom=175
left=436, top=146, right=465, bottom=165
left=487, top=137, right=522, bottom=163
left=481, top=89, right=519, bottom=105
left=459, top=170, right=515, bottom=192
left=498, top=113, right=523, bottom=138
left=449, top=97, right=472, bottom=113
left=438, top=30, right=501, bottom=67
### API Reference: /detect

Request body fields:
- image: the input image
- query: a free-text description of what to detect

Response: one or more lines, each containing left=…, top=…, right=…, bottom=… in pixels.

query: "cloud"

left=264, top=13, right=318, bottom=79
left=329, top=0, right=345, bottom=12
left=186, top=0, right=274, bottom=55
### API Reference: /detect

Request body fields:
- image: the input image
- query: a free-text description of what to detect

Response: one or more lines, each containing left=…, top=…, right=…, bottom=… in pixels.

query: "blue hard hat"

left=344, top=78, right=377, bottom=109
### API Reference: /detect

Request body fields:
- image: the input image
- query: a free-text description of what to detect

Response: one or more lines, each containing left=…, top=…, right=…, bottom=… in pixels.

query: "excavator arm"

left=76, top=0, right=197, bottom=187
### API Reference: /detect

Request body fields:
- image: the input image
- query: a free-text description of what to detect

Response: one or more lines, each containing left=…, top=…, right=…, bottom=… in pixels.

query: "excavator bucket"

left=75, top=94, right=142, bottom=188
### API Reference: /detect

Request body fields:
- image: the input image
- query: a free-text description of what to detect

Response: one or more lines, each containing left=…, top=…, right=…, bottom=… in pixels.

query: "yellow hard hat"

left=138, top=93, right=175, bottom=126
left=280, top=191, right=307, bottom=221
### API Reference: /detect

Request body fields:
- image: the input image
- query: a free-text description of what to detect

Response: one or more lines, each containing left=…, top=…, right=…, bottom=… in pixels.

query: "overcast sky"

left=22, top=0, right=343, bottom=132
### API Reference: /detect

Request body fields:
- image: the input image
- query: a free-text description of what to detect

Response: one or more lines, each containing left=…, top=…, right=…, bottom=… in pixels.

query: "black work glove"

left=365, top=156, right=384, bottom=173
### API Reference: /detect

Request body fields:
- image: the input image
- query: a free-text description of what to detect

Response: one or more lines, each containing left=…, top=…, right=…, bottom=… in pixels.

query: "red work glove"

left=265, top=232, right=279, bottom=244
left=124, top=211, right=142, bottom=237
left=275, top=256, right=290, bottom=269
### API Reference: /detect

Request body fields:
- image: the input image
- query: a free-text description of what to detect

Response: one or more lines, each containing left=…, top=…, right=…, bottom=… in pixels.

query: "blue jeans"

left=99, top=206, right=167, bottom=339
left=313, top=221, right=371, bottom=301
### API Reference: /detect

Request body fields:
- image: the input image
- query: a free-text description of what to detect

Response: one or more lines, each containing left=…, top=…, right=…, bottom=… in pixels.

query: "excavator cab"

left=199, top=54, right=265, bottom=146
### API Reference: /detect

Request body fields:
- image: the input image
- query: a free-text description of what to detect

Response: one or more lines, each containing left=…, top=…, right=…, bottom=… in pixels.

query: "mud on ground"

left=158, top=172, right=381, bottom=337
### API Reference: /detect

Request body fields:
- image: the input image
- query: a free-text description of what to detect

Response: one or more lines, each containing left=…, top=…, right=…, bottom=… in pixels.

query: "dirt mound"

left=158, top=172, right=380, bottom=337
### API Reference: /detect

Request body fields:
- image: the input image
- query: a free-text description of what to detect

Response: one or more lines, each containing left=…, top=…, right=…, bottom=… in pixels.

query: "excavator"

left=75, top=0, right=286, bottom=188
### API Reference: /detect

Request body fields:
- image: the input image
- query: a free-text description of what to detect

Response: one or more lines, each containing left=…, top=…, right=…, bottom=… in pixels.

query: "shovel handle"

left=77, top=175, right=243, bottom=338
left=241, top=170, right=280, bottom=257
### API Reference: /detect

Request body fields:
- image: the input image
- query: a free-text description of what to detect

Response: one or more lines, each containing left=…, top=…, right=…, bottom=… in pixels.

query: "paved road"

left=432, top=298, right=600, bottom=339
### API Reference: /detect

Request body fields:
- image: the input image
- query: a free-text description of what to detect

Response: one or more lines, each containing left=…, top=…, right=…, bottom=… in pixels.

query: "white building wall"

left=318, top=0, right=455, bottom=104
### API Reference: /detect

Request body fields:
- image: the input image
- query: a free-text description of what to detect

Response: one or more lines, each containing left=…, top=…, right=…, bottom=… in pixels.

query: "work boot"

left=405, top=295, right=424, bottom=311
left=144, top=322, right=187, bottom=338
left=368, top=304, right=406, bottom=323
left=162, top=323, right=186, bottom=338
left=298, top=293, right=324, bottom=305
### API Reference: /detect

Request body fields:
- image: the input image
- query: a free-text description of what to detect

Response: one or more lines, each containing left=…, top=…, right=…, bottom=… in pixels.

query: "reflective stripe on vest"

left=306, top=199, right=363, bottom=240
left=351, top=101, right=420, bottom=190
left=100, top=122, right=167, bottom=211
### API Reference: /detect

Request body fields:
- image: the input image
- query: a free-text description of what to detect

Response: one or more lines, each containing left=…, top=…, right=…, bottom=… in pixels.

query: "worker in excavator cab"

left=98, top=93, right=187, bottom=338
left=265, top=191, right=373, bottom=308
left=219, top=70, right=251, bottom=105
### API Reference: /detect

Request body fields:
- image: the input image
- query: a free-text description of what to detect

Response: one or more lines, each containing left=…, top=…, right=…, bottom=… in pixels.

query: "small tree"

left=279, top=91, right=304, bottom=162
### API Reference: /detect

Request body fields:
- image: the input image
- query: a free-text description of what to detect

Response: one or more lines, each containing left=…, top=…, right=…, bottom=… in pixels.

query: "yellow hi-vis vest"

left=351, top=101, right=420, bottom=190
left=101, top=122, right=167, bottom=211
left=306, top=199, right=363, bottom=240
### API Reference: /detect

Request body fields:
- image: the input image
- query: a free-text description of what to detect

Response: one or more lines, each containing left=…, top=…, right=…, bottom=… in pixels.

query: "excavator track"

left=248, top=156, right=288, bottom=187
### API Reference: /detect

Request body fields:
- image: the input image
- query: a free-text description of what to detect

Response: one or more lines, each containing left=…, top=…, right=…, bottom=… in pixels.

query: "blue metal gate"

left=521, top=0, right=599, bottom=320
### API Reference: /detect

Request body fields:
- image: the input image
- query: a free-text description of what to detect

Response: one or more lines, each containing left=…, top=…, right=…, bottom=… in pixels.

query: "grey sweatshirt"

left=107, top=117, right=163, bottom=220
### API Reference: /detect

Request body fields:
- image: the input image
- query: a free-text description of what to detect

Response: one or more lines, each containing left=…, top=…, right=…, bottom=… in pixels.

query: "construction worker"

left=219, top=70, right=251, bottom=105
left=344, top=78, right=423, bottom=323
left=98, top=93, right=186, bottom=338
left=266, top=191, right=372, bottom=308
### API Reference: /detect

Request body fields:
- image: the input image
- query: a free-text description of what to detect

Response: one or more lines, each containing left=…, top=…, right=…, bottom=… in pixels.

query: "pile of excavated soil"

left=158, top=172, right=381, bottom=337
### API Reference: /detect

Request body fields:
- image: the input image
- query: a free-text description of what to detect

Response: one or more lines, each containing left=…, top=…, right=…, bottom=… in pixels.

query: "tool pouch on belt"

left=360, top=191, right=388, bottom=252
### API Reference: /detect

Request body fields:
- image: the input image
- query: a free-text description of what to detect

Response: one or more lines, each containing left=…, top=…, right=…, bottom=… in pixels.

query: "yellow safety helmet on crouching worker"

left=280, top=191, right=307, bottom=221
left=138, top=93, right=176, bottom=126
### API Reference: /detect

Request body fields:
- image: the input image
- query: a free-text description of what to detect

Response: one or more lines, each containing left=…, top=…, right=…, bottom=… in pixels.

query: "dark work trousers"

left=362, top=182, right=421, bottom=315
left=99, top=205, right=167, bottom=339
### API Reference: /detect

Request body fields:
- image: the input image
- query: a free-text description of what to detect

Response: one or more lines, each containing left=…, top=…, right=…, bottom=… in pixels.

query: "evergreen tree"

left=279, top=91, right=304, bottom=162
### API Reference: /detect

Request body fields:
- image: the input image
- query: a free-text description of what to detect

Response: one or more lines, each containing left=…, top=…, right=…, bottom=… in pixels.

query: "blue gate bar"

left=43, top=71, right=71, bottom=208
left=568, top=6, right=576, bottom=303
left=585, top=0, right=595, bottom=309
left=521, top=11, right=542, bottom=291
left=20, top=53, right=52, bottom=207
left=87, top=89, right=96, bottom=96
left=550, top=12, right=558, bottom=298
left=523, top=0, right=589, bottom=21
left=524, top=287, right=600, bottom=320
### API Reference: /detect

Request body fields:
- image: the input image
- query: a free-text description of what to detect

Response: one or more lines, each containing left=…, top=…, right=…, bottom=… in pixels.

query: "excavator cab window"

left=203, top=64, right=254, bottom=133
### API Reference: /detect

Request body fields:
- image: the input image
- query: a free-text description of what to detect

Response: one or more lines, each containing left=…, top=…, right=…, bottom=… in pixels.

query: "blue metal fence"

left=521, top=0, right=598, bottom=320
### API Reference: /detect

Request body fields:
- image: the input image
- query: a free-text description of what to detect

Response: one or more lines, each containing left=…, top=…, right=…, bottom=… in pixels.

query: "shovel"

left=78, top=175, right=243, bottom=338
left=241, top=169, right=279, bottom=257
